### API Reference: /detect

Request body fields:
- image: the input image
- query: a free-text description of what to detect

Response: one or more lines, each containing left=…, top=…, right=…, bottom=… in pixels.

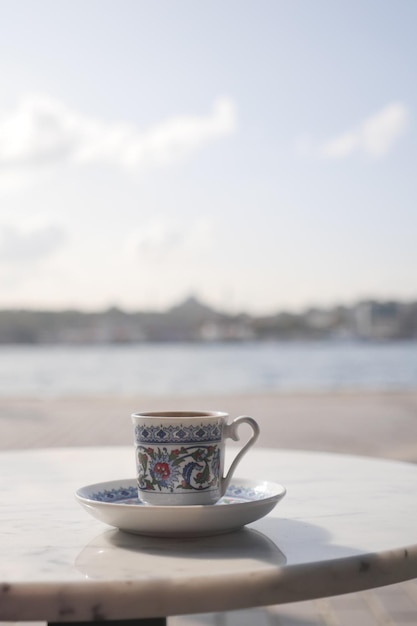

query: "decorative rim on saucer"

left=86, top=482, right=272, bottom=505
left=75, top=477, right=286, bottom=537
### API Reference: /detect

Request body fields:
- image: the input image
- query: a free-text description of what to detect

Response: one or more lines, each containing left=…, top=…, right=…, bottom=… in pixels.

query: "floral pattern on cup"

left=137, top=444, right=221, bottom=493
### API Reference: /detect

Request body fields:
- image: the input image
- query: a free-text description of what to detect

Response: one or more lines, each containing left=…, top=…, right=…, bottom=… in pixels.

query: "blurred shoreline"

left=2, top=296, right=417, bottom=343
left=1, top=389, right=417, bottom=462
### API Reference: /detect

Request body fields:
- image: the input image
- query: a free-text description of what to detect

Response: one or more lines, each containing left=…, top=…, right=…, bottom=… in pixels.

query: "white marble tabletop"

left=1, top=446, right=417, bottom=622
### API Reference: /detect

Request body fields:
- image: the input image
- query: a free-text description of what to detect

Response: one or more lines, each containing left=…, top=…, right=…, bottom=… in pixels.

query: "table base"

left=48, top=617, right=167, bottom=626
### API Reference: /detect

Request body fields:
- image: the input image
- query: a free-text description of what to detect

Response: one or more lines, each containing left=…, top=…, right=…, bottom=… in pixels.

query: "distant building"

left=353, top=302, right=403, bottom=340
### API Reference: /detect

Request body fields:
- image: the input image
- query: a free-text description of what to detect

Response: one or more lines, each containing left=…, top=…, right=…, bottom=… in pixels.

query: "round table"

left=1, top=446, right=417, bottom=623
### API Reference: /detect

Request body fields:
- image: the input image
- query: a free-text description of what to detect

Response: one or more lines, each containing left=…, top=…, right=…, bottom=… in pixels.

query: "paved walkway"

left=1, top=390, right=417, bottom=626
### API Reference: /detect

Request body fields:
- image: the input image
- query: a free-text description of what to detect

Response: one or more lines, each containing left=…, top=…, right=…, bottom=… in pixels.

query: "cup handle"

left=221, top=416, right=260, bottom=496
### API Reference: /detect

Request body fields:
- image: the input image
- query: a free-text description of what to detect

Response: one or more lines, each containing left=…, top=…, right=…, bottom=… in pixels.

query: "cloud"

left=320, top=130, right=360, bottom=159
left=296, top=102, right=410, bottom=160
left=0, top=219, right=67, bottom=264
left=125, top=216, right=214, bottom=260
left=321, top=102, right=409, bottom=159
left=0, top=94, right=237, bottom=174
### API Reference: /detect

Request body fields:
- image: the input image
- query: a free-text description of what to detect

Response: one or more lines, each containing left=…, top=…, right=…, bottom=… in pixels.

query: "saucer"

left=75, top=478, right=286, bottom=537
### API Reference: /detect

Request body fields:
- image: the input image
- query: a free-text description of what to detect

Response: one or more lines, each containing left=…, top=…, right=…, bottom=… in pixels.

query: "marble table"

left=1, top=446, right=417, bottom=625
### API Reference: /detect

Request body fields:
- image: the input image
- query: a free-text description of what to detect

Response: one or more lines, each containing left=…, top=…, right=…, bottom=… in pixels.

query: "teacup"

left=131, top=411, right=260, bottom=506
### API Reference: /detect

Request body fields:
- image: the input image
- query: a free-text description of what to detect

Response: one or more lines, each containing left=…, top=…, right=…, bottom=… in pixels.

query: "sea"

left=0, top=340, right=416, bottom=397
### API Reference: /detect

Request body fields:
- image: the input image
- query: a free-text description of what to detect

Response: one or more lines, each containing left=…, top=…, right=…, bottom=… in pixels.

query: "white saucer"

left=75, top=477, right=286, bottom=537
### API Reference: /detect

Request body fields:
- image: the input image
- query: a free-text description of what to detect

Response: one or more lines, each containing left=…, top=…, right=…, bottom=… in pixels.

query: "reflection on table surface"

left=75, top=527, right=286, bottom=579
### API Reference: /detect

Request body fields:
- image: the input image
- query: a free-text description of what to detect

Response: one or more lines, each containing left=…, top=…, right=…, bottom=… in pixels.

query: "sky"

left=0, top=0, right=416, bottom=314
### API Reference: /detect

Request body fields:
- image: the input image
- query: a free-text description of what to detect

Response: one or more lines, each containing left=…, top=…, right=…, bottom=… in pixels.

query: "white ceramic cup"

left=131, top=411, right=260, bottom=506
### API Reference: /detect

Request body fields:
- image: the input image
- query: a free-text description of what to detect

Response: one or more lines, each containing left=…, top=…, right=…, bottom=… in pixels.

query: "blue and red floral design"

left=137, top=444, right=221, bottom=493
